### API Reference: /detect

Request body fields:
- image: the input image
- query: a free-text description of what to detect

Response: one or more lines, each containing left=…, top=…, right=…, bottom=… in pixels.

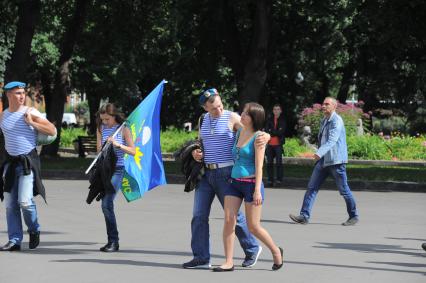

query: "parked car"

left=40, top=112, right=78, bottom=127
left=62, top=113, right=78, bottom=127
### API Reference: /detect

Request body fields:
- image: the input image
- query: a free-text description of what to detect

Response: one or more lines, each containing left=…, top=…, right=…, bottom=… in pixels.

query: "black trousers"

left=266, top=145, right=283, bottom=182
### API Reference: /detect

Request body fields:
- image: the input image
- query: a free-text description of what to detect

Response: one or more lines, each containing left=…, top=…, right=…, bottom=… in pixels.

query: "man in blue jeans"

left=0, top=81, right=56, bottom=251
left=289, top=97, right=359, bottom=226
left=182, top=88, right=268, bottom=269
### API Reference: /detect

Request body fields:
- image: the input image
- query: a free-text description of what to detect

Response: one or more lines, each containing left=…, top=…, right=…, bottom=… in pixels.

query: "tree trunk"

left=337, top=60, right=356, bottom=104
left=314, top=59, right=329, bottom=104
left=2, top=0, right=41, bottom=109
left=237, top=0, right=272, bottom=106
left=220, top=1, right=272, bottom=106
left=220, top=0, right=245, bottom=93
left=41, top=0, right=90, bottom=156
left=87, top=90, right=101, bottom=135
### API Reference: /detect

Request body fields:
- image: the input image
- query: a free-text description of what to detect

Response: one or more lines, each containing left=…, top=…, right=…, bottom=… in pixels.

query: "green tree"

left=41, top=0, right=91, bottom=156
left=1, top=0, right=41, bottom=109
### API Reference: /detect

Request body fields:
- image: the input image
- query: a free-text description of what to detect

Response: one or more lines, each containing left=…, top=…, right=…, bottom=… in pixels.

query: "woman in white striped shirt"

left=95, top=103, right=135, bottom=252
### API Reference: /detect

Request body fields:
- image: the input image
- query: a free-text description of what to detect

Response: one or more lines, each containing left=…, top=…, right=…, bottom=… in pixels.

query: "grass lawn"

left=41, top=157, right=426, bottom=183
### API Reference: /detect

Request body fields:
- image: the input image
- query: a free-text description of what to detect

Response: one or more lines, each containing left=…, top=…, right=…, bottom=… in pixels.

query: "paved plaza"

left=0, top=180, right=425, bottom=283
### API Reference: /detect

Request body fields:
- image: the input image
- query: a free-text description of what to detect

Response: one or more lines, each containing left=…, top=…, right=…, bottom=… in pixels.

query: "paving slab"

left=0, top=180, right=425, bottom=283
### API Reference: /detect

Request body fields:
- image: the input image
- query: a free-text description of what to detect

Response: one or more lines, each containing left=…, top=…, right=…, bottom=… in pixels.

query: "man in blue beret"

left=4, top=81, right=27, bottom=91
left=0, top=81, right=56, bottom=251
left=182, top=88, right=270, bottom=269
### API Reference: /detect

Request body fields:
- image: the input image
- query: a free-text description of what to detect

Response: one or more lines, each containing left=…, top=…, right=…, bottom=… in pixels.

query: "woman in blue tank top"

left=214, top=103, right=284, bottom=272
left=96, top=103, right=135, bottom=252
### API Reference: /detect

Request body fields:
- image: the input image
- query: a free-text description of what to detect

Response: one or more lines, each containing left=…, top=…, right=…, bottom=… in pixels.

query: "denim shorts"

left=225, top=178, right=265, bottom=203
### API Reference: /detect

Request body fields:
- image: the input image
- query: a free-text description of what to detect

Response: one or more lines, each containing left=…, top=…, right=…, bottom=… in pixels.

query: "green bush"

left=158, top=129, right=426, bottom=161
left=347, top=135, right=391, bottom=160
left=347, top=134, right=426, bottom=160
left=283, top=138, right=314, bottom=157
left=160, top=129, right=197, bottom=153
left=60, top=127, right=87, bottom=148
left=388, top=135, right=426, bottom=160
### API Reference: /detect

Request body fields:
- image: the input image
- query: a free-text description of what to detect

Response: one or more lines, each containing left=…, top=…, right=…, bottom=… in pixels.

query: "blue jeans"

left=300, top=159, right=358, bottom=220
left=3, top=164, right=40, bottom=244
left=101, top=167, right=124, bottom=244
left=191, top=166, right=259, bottom=262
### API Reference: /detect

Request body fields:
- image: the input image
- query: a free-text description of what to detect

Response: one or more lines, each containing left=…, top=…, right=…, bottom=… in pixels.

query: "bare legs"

left=218, top=196, right=282, bottom=269
left=244, top=201, right=282, bottom=265
left=220, top=196, right=241, bottom=269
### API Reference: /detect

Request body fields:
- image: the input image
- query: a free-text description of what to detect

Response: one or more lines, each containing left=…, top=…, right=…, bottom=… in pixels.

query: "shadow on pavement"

left=16, top=245, right=244, bottom=261
left=367, top=261, right=426, bottom=268
left=212, top=217, right=341, bottom=226
left=49, top=258, right=426, bottom=274
left=51, top=259, right=182, bottom=269
left=37, top=241, right=98, bottom=247
left=313, top=242, right=423, bottom=257
left=286, top=260, right=426, bottom=275
left=261, top=218, right=342, bottom=226
left=0, top=230, right=66, bottom=235
left=386, top=237, right=426, bottom=242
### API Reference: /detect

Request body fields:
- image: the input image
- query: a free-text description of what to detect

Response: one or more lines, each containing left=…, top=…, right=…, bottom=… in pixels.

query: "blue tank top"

left=200, top=110, right=235, bottom=164
left=0, top=108, right=37, bottom=156
left=231, top=129, right=258, bottom=178
left=101, top=124, right=126, bottom=167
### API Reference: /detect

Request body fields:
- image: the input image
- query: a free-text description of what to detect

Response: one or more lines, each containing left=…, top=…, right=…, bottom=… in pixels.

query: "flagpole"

left=85, top=122, right=126, bottom=175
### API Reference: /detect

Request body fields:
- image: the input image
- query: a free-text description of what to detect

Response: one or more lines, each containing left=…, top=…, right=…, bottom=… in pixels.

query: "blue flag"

left=121, top=80, right=167, bottom=202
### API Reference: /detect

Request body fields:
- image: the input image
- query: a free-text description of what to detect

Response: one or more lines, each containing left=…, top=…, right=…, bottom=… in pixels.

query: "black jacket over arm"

left=0, top=148, right=46, bottom=202
left=86, top=143, right=117, bottom=204
left=174, top=139, right=204, bottom=193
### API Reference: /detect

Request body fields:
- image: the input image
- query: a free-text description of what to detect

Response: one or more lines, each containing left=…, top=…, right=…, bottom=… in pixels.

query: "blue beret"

left=199, top=88, right=218, bottom=105
left=4, top=81, right=26, bottom=90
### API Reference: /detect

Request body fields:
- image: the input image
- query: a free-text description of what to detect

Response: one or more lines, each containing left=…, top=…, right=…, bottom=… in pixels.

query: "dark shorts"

left=225, top=178, right=265, bottom=203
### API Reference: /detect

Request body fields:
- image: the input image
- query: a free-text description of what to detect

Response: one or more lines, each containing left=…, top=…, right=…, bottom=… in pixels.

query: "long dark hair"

left=244, top=102, right=265, bottom=131
left=96, top=103, right=125, bottom=131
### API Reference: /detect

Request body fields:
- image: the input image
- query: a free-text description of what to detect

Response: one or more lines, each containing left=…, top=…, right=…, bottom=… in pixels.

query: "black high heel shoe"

left=272, top=247, right=284, bottom=271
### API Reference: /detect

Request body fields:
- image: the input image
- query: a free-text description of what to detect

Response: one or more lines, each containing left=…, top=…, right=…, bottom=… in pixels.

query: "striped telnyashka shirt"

left=200, top=110, right=235, bottom=164
left=0, top=107, right=41, bottom=156
left=101, top=124, right=126, bottom=167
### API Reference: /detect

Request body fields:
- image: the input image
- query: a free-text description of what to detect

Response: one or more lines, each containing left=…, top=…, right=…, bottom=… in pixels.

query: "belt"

left=234, top=177, right=256, bottom=183
left=205, top=161, right=234, bottom=170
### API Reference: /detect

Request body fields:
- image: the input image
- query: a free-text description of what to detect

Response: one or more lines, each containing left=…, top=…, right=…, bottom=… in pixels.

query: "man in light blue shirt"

left=289, top=97, right=359, bottom=226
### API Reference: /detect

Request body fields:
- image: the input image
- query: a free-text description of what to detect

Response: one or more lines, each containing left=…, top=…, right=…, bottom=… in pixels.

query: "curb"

left=162, top=153, right=426, bottom=167
left=164, top=174, right=426, bottom=193
left=281, top=157, right=426, bottom=167
left=59, top=150, right=426, bottom=167
left=42, top=171, right=426, bottom=193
